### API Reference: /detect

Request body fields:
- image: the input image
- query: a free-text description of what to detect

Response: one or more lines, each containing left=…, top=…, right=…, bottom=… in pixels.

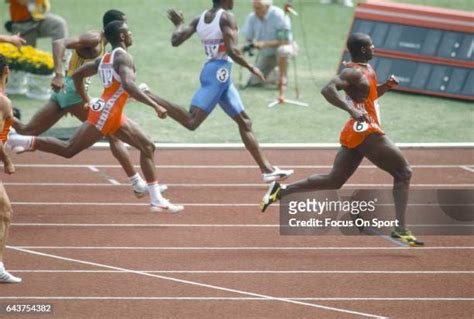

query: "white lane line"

left=11, top=246, right=474, bottom=250
left=11, top=202, right=258, bottom=207
left=0, top=296, right=471, bottom=301
left=9, top=270, right=474, bottom=274
left=8, top=246, right=386, bottom=319
left=87, top=165, right=120, bottom=185
left=10, top=223, right=474, bottom=228
left=9, top=201, right=474, bottom=207
left=4, top=182, right=474, bottom=188
left=87, top=165, right=99, bottom=172
left=10, top=223, right=279, bottom=228
left=13, top=164, right=474, bottom=169
left=460, top=166, right=474, bottom=173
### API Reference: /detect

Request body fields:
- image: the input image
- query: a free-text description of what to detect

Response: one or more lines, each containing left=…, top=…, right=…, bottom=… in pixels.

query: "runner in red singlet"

left=260, top=33, right=423, bottom=246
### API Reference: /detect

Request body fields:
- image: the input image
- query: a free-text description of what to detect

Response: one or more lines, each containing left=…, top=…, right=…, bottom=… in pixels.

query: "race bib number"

left=353, top=121, right=369, bottom=133
left=90, top=98, right=105, bottom=112
left=216, top=67, right=230, bottom=83
left=99, top=65, right=114, bottom=88
left=204, top=45, right=219, bottom=59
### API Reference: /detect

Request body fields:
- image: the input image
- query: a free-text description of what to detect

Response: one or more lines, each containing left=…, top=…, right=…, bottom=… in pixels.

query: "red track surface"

left=1, top=147, right=473, bottom=318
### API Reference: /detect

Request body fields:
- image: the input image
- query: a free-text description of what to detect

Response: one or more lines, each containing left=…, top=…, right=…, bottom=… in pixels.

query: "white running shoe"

left=133, top=182, right=167, bottom=198
left=150, top=198, right=184, bottom=213
left=5, top=130, right=34, bottom=154
left=263, top=167, right=294, bottom=183
left=0, top=263, right=21, bottom=283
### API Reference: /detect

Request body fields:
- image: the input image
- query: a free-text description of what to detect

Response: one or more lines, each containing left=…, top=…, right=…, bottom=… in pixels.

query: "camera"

left=242, top=43, right=255, bottom=57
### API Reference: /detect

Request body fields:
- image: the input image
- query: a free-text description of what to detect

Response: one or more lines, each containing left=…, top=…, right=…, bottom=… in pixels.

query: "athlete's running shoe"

left=391, top=229, right=424, bottom=247
left=150, top=198, right=184, bottom=213
left=263, top=167, right=294, bottom=183
left=260, top=181, right=282, bottom=213
left=5, top=130, right=34, bottom=154
left=0, top=263, right=21, bottom=283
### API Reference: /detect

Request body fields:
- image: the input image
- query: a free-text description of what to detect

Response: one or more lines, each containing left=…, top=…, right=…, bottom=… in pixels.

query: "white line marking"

left=11, top=202, right=257, bottom=207
left=11, top=246, right=474, bottom=250
left=90, top=142, right=474, bottom=149
left=9, top=270, right=474, bottom=274
left=10, top=223, right=474, bottom=228
left=12, top=164, right=474, bottom=169
left=8, top=246, right=385, bottom=319
left=87, top=165, right=120, bottom=185
left=0, top=296, right=471, bottom=301
left=9, top=201, right=474, bottom=207
left=10, top=223, right=279, bottom=228
left=4, top=182, right=474, bottom=188
left=460, top=166, right=474, bottom=173
left=107, top=179, right=120, bottom=185
left=87, top=165, right=99, bottom=173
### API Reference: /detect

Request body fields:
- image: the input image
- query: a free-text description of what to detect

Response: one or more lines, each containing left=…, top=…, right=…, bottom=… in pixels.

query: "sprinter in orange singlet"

left=11, top=10, right=153, bottom=198
left=7, top=21, right=183, bottom=213
left=0, top=54, right=21, bottom=283
left=260, top=33, right=423, bottom=246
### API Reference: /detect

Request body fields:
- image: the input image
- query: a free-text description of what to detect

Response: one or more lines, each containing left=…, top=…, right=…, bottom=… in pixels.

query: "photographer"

left=241, top=0, right=297, bottom=88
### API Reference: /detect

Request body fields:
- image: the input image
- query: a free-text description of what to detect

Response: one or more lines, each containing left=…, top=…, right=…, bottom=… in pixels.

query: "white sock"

left=129, top=173, right=143, bottom=185
left=148, top=182, right=165, bottom=205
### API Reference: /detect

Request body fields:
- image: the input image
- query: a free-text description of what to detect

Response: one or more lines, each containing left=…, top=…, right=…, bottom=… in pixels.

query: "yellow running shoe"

left=391, top=229, right=424, bottom=247
left=260, top=181, right=282, bottom=213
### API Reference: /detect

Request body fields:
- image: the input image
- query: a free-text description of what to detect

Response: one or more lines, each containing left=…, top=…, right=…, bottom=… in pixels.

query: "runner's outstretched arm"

left=220, top=11, right=264, bottom=82
left=377, top=75, right=399, bottom=97
left=51, top=32, right=102, bottom=92
left=167, top=9, right=198, bottom=47
left=114, top=51, right=167, bottom=119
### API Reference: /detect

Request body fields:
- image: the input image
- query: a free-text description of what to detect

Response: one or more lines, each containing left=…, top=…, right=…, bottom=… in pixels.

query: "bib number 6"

left=353, top=121, right=369, bottom=133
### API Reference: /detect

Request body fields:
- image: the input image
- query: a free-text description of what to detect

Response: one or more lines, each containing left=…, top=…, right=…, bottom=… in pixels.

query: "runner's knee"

left=63, top=144, right=81, bottom=159
left=238, top=117, right=252, bottom=132
left=394, top=165, right=412, bottom=183
left=326, top=172, right=350, bottom=189
left=0, top=212, right=12, bottom=240
left=141, top=139, right=155, bottom=157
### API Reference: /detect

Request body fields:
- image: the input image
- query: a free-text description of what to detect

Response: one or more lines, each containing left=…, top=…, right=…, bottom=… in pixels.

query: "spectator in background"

left=240, top=0, right=297, bottom=88
left=5, top=0, right=67, bottom=47
left=320, top=0, right=354, bottom=7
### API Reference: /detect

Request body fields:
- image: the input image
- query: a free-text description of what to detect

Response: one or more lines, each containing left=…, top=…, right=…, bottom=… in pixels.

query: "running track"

left=1, top=146, right=473, bottom=318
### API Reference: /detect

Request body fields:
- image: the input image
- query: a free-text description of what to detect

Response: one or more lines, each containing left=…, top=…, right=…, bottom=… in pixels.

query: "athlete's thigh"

left=191, top=62, right=228, bottom=114
left=357, top=134, right=409, bottom=176
left=25, top=100, right=68, bottom=133
left=67, top=122, right=103, bottom=152
left=220, top=84, right=245, bottom=118
left=66, top=103, right=89, bottom=122
left=329, top=146, right=364, bottom=180
left=113, top=119, right=151, bottom=151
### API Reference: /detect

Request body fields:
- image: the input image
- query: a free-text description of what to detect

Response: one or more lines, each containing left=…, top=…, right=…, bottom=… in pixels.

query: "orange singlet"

left=339, top=63, right=384, bottom=149
left=0, top=92, right=12, bottom=144
left=87, top=48, right=128, bottom=135
left=0, top=118, right=13, bottom=144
